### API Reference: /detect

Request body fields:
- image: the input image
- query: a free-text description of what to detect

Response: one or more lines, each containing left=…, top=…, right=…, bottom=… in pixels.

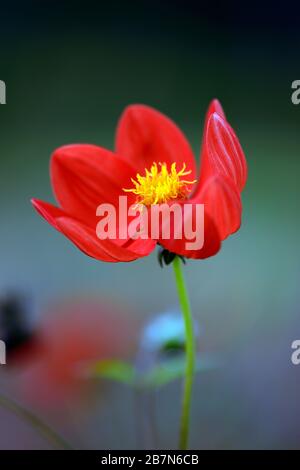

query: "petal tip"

left=31, top=197, right=42, bottom=210
left=208, top=99, right=226, bottom=120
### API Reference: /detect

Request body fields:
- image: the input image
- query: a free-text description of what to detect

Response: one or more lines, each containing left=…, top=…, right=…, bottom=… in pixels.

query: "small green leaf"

left=91, top=359, right=135, bottom=385
left=89, top=355, right=220, bottom=389
left=140, top=355, right=219, bottom=388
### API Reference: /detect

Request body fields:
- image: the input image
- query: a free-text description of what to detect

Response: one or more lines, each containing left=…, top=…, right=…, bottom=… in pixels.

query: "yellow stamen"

left=123, top=162, right=196, bottom=206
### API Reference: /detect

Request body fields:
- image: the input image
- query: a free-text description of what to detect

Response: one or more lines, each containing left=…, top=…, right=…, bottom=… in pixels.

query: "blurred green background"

left=0, top=0, right=300, bottom=449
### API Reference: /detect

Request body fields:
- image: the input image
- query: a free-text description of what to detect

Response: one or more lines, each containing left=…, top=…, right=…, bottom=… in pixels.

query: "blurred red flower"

left=32, top=100, right=247, bottom=260
left=15, top=298, right=135, bottom=409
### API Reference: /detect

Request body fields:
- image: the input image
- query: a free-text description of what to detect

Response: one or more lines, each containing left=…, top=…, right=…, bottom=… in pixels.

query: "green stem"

left=0, top=393, right=72, bottom=449
left=172, top=256, right=195, bottom=450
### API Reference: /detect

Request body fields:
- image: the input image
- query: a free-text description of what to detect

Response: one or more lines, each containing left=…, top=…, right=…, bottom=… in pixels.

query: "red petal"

left=116, top=104, right=197, bottom=181
left=198, top=103, right=247, bottom=193
left=157, top=173, right=240, bottom=257
left=56, top=217, right=156, bottom=262
left=32, top=199, right=116, bottom=262
left=31, top=198, right=65, bottom=231
left=195, top=175, right=242, bottom=241
left=157, top=201, right=221, bottom=259
left=32, top=199, right=156, bottom=262
left=203, top=99, right=226, bottom=129
left=51, top=144, right=136, bottom=227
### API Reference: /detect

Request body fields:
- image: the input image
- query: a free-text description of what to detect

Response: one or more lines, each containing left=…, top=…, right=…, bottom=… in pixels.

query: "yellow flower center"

left=123, top=162, right=196, bottom=206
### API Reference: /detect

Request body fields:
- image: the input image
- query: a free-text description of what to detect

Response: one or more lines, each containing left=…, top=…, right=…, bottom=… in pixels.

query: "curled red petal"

left=203, top=99, right=226, bottom=130
left=116, top=104, right=197, bottom=182
left=198, top=102, right=247, bottom=193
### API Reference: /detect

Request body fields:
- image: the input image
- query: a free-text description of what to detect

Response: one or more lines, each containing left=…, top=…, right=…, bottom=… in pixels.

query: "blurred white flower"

left=140, top=310, right=199, bottom=354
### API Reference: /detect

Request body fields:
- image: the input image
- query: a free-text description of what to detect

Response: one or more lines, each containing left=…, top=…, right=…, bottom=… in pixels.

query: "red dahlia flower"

left=32, top=100, right=247, bottom=261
